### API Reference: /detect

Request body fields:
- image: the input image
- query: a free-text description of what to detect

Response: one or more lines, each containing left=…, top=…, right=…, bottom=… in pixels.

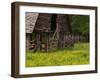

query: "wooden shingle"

left=26, top=12, right=39, bottom=33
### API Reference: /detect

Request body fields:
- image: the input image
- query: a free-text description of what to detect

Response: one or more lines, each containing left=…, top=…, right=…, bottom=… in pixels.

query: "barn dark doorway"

left=51, top=14, right=57, bottom=31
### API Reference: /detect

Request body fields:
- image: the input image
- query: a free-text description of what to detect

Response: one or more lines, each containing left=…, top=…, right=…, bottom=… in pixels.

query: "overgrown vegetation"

left=26, top=43, right=89, bottom=67
left=70, top=15, right=89, bottom=36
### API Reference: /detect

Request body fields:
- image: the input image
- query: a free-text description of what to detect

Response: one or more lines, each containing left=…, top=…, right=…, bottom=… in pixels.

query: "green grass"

left=26, top=43, right=89, bottom=67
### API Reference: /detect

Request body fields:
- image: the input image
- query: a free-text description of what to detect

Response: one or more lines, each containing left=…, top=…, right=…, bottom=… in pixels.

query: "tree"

left=70, top=15, right=89, bottom=36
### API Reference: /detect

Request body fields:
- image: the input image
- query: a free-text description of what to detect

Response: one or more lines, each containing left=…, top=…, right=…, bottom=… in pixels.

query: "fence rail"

left=28, top=32, right=88, bottom=52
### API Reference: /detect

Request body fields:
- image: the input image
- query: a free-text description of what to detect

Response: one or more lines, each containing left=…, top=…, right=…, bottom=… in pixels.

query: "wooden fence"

left=28, top=32, right=88, bottom=52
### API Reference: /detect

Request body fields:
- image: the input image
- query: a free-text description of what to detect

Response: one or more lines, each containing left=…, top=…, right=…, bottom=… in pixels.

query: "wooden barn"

left=26, top=12, right=74, bottom=52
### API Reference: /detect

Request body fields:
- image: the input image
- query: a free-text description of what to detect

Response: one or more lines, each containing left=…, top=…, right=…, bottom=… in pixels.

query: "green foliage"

left=26, top=43, right=89, bottom=67
left=70, top=15, right=89, bottom=36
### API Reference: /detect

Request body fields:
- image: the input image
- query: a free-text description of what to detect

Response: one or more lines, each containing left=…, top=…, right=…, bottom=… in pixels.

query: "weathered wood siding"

left=26, top=34, right=31, bottom=51
left=34, top=13, right=52, bottom=32
left=56, top=14, right=71, bottom=32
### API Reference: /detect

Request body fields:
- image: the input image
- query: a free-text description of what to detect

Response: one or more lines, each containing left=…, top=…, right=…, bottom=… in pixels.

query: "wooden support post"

left=35, top=32, right=41, bottom=51
left=46, top=32, right=49, bottom=52
left=63, top=32, right=65, bottom=48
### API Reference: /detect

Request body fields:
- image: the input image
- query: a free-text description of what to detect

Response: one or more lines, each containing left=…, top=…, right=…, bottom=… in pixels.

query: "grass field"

left=26, top=43, right=89, bottom=67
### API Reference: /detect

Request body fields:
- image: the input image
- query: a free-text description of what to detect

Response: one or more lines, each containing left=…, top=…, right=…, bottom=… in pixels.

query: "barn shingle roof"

left=26, top=12, right=39, bottom=33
